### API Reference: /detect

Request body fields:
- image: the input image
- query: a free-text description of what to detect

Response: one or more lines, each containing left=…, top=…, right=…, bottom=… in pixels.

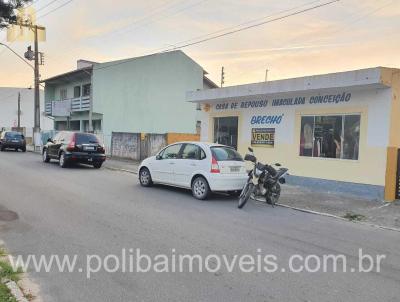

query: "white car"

left=138, top=142, right=248, bottom=199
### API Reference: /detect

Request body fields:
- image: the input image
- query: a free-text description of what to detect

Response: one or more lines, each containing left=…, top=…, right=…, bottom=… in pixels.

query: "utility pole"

left=12, top=21, right=45, bottom=149
left=265, top=69, right=269, bottom=82
left=33, top=25, right=40, bottom=138
left=17, top=92, right=21, bottom=130
left=221, top=66, right=225, bottom=87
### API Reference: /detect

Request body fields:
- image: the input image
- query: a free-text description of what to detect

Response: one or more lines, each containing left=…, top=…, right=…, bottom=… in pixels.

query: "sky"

left=0, top=0, right=399, bottom=88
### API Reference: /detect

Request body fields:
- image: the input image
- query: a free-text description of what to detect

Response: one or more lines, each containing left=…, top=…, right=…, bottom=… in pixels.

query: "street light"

left=0, top=42, right=34, bottom=70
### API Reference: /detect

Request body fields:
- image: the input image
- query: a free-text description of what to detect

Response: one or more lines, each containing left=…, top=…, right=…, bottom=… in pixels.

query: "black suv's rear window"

left=75, top=133, right=99, bottom=144
left=5, top=132, right=24, bottom=139
left=211, top=146, right=243, bottom=161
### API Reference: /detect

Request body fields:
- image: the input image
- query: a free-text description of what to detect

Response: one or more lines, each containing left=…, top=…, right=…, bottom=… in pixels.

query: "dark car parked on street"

left=42, top=131, right=106, bottom=168
left=0, top=131, right=26, bottom=152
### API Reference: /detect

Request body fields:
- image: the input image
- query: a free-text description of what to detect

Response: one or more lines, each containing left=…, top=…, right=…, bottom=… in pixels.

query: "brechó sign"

left=251, top=128, right=275, bottom=147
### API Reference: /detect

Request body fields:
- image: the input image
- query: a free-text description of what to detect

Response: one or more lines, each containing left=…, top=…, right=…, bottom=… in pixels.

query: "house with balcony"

left=44, top=59, right=100, bottom=131
left=43, top=50, right=217, bottom=147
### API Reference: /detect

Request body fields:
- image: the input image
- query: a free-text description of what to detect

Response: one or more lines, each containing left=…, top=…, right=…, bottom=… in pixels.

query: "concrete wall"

left=92, top=51, right=204, bottom=145
left=110, top=132, right=168, bottom=160
left=0, top=87, right=53, bottom=133
left=111, top=132, right=140, bottom=160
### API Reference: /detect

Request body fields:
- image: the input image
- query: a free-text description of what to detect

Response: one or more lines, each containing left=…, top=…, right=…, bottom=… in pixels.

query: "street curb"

left=277, top=203, right=400, bottom=233
left=4, top=280, right=29, bottom=302
left=26, top=148, right=40, bottom=154
left=104, top=166, right=137, bottom=174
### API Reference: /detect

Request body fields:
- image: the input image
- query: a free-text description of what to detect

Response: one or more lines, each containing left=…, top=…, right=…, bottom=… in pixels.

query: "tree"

left=0, top=0, right=32, bottom=29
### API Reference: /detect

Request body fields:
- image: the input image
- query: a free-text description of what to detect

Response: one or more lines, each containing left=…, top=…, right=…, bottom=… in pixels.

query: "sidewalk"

left=103, top=157, right=140, bottom=174
left=279, top=185, right=400, bottom=231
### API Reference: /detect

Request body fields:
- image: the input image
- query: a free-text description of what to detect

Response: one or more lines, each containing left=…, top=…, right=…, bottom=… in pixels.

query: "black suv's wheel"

left=21, top=147, right=26, bottom=152
left=191, top=176, right=210, bottom=200
left=139, top=167, right=153, bottom=187
left=59, top=152, right=68, bottom=168
left=93, top=162, right=103, bottom=169
left=42, top=149, right=50, bottom=162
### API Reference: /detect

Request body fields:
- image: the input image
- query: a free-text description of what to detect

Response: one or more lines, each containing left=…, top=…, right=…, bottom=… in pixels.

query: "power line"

left=37, top=0, right=74, bottom=19
left=155, top=0, right=323, bottom=51
left=25, top=0, right=41, bottom=9
left=161, top=0, right=340, bottom=52
left=93, top=0, right=340, bottom=73
left=35, top=0, right=64, bottom=13
left=232, top=0, right=396, bottom=83
left=111, top=0, right=209, bottom=38
left=45, top=0, right=206, bottom=62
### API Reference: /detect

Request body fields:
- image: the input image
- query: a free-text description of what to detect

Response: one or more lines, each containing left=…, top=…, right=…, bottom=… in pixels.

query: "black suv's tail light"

left=66, top=133, right=76, bottom=152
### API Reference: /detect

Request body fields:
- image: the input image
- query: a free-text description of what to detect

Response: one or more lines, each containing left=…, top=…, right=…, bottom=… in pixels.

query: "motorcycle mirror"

left=248, top=147, right=254, bottom=152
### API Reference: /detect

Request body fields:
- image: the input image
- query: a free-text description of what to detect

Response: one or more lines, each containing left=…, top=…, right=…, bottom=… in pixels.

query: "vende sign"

left=251, top=128, right=275, bottom=148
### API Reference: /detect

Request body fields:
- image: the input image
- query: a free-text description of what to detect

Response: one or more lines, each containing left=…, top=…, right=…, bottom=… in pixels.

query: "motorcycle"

left=238, top=147, right=288, bottom=209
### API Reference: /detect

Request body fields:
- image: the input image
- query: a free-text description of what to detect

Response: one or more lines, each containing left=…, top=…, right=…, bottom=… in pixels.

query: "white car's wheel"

left=191, top=176, right=210, bottom=200
left=139, top=167, right=153, bottom=187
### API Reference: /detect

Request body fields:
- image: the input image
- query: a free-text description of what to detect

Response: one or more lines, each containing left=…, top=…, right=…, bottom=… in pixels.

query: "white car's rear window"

left=211, top=146, right=243, bottom=161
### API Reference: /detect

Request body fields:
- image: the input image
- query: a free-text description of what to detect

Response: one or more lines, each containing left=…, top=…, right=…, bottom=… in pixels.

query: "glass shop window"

left=299, top=114, right=360, bottom=160
left=213, top=116, right=238, bottom=150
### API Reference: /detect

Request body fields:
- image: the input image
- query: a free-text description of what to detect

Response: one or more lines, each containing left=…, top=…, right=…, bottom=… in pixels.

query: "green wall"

left=92, top=51, right=204, bottom=139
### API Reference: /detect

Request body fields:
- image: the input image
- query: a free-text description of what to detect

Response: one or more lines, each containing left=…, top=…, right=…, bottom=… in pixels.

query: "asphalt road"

left=0, top=151, right=399, bottom=302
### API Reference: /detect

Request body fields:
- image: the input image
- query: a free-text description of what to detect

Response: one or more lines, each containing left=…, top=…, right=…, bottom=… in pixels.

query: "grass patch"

left=0, top=248, right=23, bottom=302
left=343, top=212, right=366, bottom=222
left=0, top=282, right=17, bottom=302
left=0, top=260, right=22, bottom=283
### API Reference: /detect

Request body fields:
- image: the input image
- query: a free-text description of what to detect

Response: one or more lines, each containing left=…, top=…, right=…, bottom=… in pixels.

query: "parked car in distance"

left=42, top=131, right=106, bottom=168
left=0, top=131, right=26, bottom=152
left=138, top=142, right=248, bottom=200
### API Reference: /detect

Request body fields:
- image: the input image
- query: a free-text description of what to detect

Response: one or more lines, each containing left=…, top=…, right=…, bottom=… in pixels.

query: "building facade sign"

left=251, top=128, right=275, bottom=147
left=214, top=92, right=352, bottom=111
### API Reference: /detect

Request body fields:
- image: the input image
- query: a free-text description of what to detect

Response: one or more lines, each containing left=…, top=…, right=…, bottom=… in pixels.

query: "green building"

left=43, top=50, right=217, bottom=146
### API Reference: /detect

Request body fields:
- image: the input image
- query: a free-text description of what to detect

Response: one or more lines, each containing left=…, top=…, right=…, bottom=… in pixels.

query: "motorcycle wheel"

left=266, top=183, right=281, bottom=206
left=238, top=183, right=254, bottom=209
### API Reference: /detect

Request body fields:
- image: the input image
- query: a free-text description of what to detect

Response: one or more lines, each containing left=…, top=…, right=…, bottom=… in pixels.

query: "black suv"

left=42, top=131, right=106, bottom=168
left=0, top=131, right=26, bottom=152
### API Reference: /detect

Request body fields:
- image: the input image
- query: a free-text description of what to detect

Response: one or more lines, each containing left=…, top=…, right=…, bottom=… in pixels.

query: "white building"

left=187, top=67, right=400, bottom=201
left=0, top=87, right=53, bottom=138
